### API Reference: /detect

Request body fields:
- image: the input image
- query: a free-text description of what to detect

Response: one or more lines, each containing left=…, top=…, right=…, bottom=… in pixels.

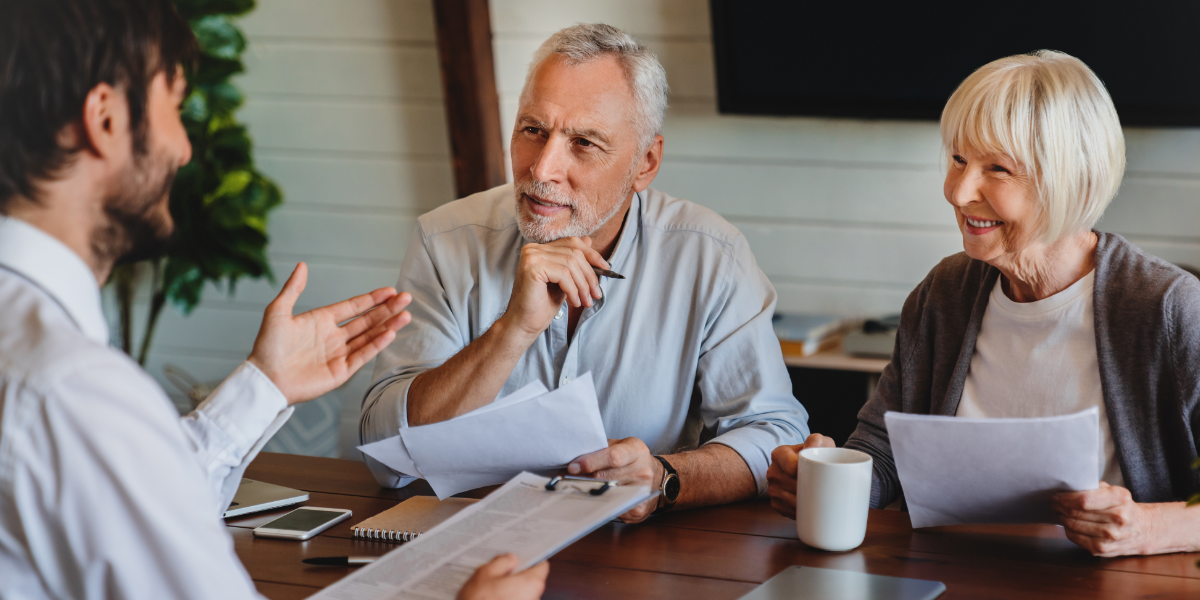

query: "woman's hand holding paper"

left=1051, top=483, right=1197, bottom=557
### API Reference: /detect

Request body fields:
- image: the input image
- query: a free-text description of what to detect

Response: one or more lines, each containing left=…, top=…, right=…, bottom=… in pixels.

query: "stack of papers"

left=310, top=472, right=656, bottom=600
left=359, top=373, right=609, bottom=498
left=885, top=407, right=1101, bottom=528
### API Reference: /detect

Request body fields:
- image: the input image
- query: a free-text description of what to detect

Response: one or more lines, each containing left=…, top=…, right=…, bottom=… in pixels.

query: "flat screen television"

left=710, top=1, right=1200, bottom=127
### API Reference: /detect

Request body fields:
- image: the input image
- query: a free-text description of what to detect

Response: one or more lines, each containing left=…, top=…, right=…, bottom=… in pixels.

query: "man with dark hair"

left=0, top=1, right=547, bottom=598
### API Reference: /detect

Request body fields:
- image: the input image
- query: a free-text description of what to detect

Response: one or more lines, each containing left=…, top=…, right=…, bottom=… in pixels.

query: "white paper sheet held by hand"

left=885, top=407, right=1100, bottom=528
left=403, top=373, right=607, bottom=498
left=357, top=380, right=550, bottom=484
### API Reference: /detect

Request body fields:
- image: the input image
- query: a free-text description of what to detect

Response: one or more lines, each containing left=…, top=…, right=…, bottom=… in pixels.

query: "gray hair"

left=522, top=23, right=669, bottom=148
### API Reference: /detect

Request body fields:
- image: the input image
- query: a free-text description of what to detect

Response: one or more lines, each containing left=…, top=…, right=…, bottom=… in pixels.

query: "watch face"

left=664, top=474, right=681, bottom=503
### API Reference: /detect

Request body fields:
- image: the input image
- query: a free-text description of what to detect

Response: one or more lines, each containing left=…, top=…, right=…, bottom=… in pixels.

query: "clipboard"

left=308, top=472, right=657, bottom=599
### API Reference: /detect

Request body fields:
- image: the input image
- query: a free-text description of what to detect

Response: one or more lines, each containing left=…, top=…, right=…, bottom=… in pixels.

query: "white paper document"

left=885, top=407, right=1100, bottom=528
left=310, top=472, right=655, bottom=600
left=358, top=374, right=609, bottom=499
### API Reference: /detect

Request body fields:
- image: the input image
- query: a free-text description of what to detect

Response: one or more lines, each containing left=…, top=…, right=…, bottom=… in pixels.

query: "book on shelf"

left=772, top=314, right=857, bottom=357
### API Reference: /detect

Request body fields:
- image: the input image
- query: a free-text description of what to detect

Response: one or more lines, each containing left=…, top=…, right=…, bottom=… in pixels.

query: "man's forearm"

left=407, top=319, right=535, bottom=426
left=663, top=443, right=757, bottom=511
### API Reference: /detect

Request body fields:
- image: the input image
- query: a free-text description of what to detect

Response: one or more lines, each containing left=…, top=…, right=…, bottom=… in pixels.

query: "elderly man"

left=361, top=23, right=809, bottom=522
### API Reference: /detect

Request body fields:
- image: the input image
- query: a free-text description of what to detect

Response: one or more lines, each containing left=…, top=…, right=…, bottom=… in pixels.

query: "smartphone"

left=253, top=507, right=352, bottom=540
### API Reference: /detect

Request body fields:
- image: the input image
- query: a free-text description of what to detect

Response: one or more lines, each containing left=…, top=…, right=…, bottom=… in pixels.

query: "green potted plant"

left=111, top=0, right=281, bottom=365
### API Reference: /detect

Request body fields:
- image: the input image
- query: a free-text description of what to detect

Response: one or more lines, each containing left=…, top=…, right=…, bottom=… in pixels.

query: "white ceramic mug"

left=795, top=447, right=873, bottom=551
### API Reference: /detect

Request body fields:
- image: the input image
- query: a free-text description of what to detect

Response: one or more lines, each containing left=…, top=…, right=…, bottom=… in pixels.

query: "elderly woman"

left=767, top=50, right=1200, bottom=557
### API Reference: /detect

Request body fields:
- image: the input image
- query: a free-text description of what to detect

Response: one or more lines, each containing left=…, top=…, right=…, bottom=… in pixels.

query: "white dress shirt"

left=0, top=216, right=293, bottom=600
left=362, top=184, right=810, bottom=494
left=957, top=271, right=1125, bottom=486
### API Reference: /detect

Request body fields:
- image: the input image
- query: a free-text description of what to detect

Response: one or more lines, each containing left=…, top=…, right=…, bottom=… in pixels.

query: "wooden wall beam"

left=432, top=0, right=507, bottom=199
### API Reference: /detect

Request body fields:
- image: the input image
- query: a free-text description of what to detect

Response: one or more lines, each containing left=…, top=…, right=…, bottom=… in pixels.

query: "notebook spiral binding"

left=352, top=527, right=421, bottom=542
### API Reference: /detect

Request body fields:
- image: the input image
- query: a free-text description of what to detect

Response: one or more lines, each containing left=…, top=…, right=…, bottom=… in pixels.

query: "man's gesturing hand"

left=766, top=434, right=836, bottom=519
left=568, top=438, right=662, bottom=523
left=500, top=236, right=608, bottom=339
left=248, top=262, right=412, bottom=404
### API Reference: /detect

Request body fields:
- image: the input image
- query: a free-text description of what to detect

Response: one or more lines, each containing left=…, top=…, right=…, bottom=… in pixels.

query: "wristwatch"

left=653, top=455, right=680, bottom=514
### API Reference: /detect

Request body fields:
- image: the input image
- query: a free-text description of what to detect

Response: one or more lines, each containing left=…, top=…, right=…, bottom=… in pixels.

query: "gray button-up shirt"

left=361, top=183, right=809, bottom=494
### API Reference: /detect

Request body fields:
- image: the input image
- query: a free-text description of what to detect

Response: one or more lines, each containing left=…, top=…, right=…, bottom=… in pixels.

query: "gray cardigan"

left=845, top=232, right=1200, bottom=508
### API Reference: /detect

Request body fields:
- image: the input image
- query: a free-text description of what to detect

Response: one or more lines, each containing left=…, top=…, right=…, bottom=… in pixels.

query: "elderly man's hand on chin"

left=568, top=438, right=662, bottom=523
left=501, top=235, right=608, bottom=340
left=766, top=434, right=837, bottom=519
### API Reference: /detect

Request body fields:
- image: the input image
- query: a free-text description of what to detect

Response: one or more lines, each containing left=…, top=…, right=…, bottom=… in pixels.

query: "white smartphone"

left=253, top=507, right=352, bottom=541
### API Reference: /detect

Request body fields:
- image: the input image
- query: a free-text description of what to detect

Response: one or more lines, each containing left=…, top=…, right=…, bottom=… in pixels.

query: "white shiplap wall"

left=490, top=0, right=1200, bottom=317
left=125, top=0, right=456, bottom=459
left=126, top=0, right=1200, bottom=458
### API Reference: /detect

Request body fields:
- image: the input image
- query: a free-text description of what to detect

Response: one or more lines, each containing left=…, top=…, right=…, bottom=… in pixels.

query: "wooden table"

left=229, top=453, right=1200, bottom=599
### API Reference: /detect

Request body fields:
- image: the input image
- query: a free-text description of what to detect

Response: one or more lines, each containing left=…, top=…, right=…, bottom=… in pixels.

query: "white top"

left=0, top=216, right=293, bottom=600
left=957, top=271, right=1124, bottom=486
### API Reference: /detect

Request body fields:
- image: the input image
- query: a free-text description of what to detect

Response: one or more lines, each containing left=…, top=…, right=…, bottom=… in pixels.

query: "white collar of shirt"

left=0, top=215, right=109, bottom=344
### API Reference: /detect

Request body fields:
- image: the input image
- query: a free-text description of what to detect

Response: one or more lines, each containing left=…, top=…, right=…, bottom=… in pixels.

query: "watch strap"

left=652, top=455, right=679, bottom=514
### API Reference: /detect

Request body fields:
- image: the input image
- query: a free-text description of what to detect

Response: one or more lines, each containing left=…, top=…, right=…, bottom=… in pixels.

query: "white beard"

left=513, top=169, right=635, bottom=244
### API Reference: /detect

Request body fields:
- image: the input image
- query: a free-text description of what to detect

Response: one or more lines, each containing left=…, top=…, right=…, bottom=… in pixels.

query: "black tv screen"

left=710, top=1, right=1200, bottom=127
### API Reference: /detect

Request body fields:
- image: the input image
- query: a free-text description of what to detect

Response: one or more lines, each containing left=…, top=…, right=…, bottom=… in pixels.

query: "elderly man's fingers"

left=568, top=445, right=615, bottom=475
left=560, top=250, right=598, bottom=307
left=802, top=434, right=836, bottom=449
left=542, top=245, right=601, bottom=303
left=577, top=236, right=610, bottom=269
left=769, top=490, right=797, bottom=519
left=768, top=456, right=796, bottom=484
left=569, top=438, right=644, bottom=475
left=618, top=496, right=657, bottom=524
left=555, top=236, right=610, bottom=269
left=540, top=260, right=585, bottom=308
left=592, top=461, right=656, bottom=485
left=770, top=444, right=802, bottom=476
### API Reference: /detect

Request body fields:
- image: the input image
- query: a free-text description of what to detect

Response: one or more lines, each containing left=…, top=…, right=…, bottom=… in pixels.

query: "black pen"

left=592, top=266, right=625, bottom=279
left=302, top=556, right=378, bottom=566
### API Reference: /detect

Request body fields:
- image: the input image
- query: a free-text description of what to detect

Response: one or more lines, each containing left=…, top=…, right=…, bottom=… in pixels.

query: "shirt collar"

left=605, top=190, right=641, bottom=273
left=0, top=216, right=110, bottom=344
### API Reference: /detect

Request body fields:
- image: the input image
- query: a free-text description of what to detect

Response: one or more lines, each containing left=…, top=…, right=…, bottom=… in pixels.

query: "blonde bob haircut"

left=941, top=50, right=1126, bottom=243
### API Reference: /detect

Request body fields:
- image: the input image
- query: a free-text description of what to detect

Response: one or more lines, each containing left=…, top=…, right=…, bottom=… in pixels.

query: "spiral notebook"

left=351, top=496, right=478, bottom=541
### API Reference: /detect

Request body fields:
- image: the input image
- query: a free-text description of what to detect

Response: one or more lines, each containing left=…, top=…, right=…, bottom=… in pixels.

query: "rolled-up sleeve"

left=360, top=223, right=467, bottom=487
left=695, top=236, right=810, bottom=495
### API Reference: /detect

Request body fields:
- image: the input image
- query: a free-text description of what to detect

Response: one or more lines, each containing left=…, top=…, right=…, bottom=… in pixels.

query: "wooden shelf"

left=781, top=339, right=890, bottom=373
